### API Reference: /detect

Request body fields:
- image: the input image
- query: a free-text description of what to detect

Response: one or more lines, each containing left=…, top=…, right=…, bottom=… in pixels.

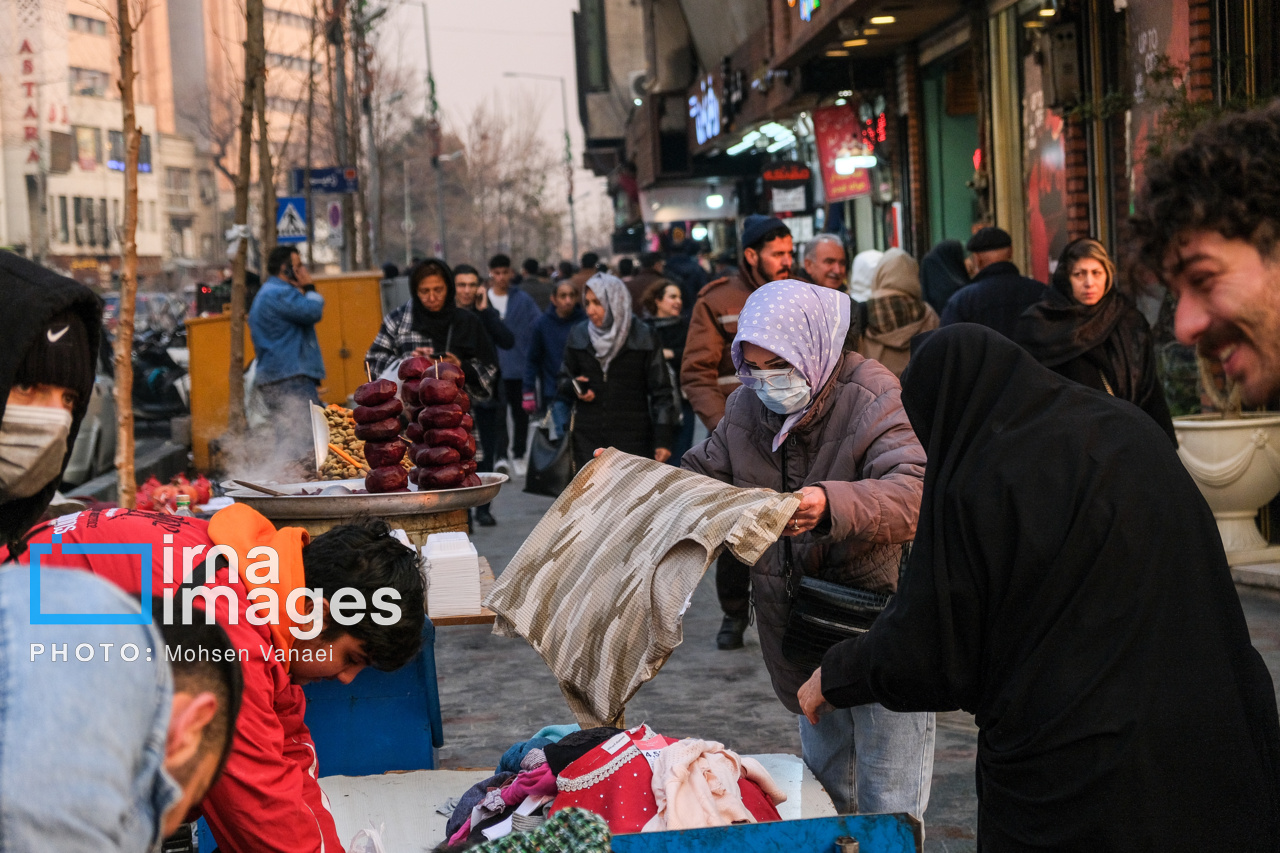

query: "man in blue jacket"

left=486, top=254, right=540, bottom=475
left=522, top=280, right=585, bottom=435
left=248, top=245, right=324, bottom=459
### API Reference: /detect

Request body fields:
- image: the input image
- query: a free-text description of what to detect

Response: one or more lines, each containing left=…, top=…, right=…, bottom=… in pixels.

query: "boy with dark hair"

left=488, top=253, right=541, bottom=478
left=4, top=504, right=424, bottom=853
left=1130, top=102, right=1280, bottom=405
left=520, top=257, right=555, bottom=311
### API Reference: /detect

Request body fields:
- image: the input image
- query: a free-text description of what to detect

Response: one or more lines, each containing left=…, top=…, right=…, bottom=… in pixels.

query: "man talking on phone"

left=249, top=245, right=324, bottom=459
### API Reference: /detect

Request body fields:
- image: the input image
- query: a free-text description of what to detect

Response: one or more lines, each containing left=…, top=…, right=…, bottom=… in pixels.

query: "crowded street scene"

left=2, top=0, right=1280, bottom=851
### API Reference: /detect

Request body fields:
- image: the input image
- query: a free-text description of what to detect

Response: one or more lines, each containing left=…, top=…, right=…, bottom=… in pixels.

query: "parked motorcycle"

left=132, top=327, right=189, bottom=422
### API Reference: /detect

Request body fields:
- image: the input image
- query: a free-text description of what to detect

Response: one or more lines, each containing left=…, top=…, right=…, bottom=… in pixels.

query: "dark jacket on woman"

left=682, top=348, right=925, bottom=714
left=643, top=314, right=689, bottom=395
left=1013, top=278, right=1176, bottom=443
left=822, top=324, right=1280, bottom=850
left=557, top=318, right=679, bottom=469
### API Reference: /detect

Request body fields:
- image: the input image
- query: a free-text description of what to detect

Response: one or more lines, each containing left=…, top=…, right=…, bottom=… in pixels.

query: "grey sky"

left=378, top=0, right=609, bottom=256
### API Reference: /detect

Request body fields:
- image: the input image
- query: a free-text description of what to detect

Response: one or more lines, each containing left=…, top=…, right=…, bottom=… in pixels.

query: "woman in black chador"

left=803, top=324, right=1280, bottom=850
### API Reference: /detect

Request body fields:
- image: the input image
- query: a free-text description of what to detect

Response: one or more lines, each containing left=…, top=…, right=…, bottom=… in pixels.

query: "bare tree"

left=228, top=0, right=265, bottom=435
left=112, top=0, right=147, bottom=508
left=253, top=5, right=275, bottom=252
left=305, top=0, right=319, bottom=264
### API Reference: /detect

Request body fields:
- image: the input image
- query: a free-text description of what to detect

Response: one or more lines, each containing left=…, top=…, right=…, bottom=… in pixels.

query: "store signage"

left=763, top=163, right=811, bottom=184
left=764, top=162, right=811, bottom=215
left=688, top=74, right=721, bottom=146
left=787, top=0, right=820, bottom=22
left=813, top=106, right=872, bottom=202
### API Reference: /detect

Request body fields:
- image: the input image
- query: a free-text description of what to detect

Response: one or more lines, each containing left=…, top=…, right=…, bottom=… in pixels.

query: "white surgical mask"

left=0, top=404, right=73, bottom=500
left=751, top=373, right=812, bottom=415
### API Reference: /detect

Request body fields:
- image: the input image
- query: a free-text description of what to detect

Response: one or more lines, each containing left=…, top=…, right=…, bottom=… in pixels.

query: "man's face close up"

left=489, top=266, right=512, bottom=290
left=1165, top=229, right=1280, bottom=405
left=747, top=235, right=794, bottom=282
left=804, top=241, right=848, bottom=289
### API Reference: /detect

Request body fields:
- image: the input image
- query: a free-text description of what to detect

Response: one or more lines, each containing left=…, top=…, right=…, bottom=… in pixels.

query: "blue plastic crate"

left=610, top=813, right=921, bottom=853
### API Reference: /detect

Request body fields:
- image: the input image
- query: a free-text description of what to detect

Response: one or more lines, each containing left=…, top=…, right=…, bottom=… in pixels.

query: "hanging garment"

left=486, top=448, right=800, bottom=727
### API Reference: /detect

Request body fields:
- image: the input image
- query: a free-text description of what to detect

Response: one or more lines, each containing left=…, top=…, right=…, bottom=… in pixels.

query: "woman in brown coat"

left=682, top=280, right=933, bottom=819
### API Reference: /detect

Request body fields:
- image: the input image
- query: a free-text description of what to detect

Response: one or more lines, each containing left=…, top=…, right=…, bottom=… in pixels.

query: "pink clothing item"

left=641, top=739, right=786, bottom=833
left=448, top=764, right=559, bottom=846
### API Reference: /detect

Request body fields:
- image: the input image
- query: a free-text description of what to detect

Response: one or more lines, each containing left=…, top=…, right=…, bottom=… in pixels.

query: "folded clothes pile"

left=437, top=723, right=786, bottom=852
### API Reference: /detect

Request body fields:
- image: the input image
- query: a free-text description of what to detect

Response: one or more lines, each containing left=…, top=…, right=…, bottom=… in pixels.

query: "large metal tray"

left=222, top=473, right=507, bottom=519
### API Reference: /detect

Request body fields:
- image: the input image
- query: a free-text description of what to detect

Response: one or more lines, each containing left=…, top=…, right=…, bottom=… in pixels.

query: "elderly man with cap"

left=682, top=214, right=793, bottom=651
left=939, top=226, right=1046, bottom=339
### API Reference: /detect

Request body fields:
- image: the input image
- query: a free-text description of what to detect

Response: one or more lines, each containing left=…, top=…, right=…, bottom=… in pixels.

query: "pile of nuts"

left=317, top=404, right=412, bottom=481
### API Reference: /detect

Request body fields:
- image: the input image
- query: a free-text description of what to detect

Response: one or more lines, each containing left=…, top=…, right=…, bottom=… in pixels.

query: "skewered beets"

left=353, top=379, right=397, bottom=406
left=354, top=417, right=401, bottom=441
left=365, top=465, right=409, bottom=493
left=363, top=439, right=407, bottom=468
left=397, top=356, right=434, bottom=380
left=353, top=398, right=403, bottom=424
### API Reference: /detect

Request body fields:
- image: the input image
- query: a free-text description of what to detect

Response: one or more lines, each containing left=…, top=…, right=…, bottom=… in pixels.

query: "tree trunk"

left=114, top=0, right=141, bottom=507
left=228, top=0, right=264, bottom=436
left=252, top=1, right=275, bottom=253
left=305, top=0, right=318, bottom=265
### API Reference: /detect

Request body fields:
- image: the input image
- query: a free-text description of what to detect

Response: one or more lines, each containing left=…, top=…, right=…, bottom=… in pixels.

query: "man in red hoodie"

left=5, top=503, right=425, bottom=853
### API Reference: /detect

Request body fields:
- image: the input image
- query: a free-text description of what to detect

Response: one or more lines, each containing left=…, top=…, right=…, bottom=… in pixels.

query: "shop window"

left=74, top=126, right=102, bottom=170
left=69, top=14, right=108, bottom=35
left=69, top=67, right=109, bottom=97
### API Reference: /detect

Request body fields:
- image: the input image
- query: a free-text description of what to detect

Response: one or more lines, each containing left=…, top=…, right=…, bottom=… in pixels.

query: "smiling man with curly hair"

left=1130, top=102, right=1280, bottom=405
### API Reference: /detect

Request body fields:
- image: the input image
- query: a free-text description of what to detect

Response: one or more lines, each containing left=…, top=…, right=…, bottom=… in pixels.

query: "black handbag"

left=776, top=439, right=895, bottom=672
left=523, top=407, right=577, bottom=498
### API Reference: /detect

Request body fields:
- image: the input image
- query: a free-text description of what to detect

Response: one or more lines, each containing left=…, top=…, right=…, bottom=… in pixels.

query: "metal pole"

left=503, top=72, right=577, bottom=261
left=403, top=161, right=412, bottom=269
left=558, top=76, right=578, bottom=262
left=419, top=1, right=447, bottom=260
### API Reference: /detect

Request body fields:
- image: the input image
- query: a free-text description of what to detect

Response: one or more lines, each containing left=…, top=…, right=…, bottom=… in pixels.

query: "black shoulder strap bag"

left=778, top=437, right=899, bottom=673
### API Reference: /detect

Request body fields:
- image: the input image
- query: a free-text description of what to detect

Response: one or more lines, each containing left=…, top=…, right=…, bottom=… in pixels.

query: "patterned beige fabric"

left=485, top=448, right=801, bottom=727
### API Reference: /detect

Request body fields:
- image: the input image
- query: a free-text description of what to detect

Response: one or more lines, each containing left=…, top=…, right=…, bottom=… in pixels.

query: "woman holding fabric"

left=799, top=324, right=1280, bottom=849
left=1014, top=238, right=1175, bottom=442
left=856, top=248, right=940, bottom=377
left=558, top=273, right=679, bottom=471
left=682, top=280, right=934, bottom=819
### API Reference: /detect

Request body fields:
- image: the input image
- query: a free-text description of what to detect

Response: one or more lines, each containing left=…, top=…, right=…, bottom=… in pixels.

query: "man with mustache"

left=1130, top=103, right=1280, bottom=405
left=682, top=214, right=793, bottom=651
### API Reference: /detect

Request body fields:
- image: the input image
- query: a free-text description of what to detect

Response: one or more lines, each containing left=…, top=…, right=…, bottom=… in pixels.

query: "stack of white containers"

left=422, top=531, right=481, bottom=618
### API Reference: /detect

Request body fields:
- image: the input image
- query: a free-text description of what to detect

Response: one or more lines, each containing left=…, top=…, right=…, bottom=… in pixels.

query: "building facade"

left=579, top=0, right=1278, bottom=277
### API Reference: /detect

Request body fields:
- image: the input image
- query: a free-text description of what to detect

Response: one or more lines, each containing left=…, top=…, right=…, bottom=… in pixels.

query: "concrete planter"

left=1174, top=412, right=1280, bottom=566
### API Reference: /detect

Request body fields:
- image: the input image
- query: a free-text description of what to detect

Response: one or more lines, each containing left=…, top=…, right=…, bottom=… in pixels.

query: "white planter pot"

left=1173, top=412, right=1280, bottom=565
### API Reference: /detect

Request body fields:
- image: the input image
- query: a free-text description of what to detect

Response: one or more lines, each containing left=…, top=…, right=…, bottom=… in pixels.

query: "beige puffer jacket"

left=682, top=347, right=925, bottom=714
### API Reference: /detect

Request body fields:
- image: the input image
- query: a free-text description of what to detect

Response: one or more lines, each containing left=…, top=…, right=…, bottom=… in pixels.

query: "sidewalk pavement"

left=441, top=473, right=1280, bottom=852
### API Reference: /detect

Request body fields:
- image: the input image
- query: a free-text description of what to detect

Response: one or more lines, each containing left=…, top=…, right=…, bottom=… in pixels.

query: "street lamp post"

left=503, top=71, right=579, bottom=261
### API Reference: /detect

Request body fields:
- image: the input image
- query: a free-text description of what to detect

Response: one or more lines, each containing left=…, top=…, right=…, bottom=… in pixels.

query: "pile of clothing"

left=438, top=724, right=786, bottom=851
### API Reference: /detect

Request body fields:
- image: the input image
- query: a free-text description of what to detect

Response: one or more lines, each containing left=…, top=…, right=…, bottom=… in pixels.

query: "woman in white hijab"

left=557, top=273, right=680, bottom=470
left=847, top=250, right=884, bottom=302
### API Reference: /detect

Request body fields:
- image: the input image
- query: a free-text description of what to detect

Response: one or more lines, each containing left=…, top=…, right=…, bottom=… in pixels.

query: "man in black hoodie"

left=0, top=252, right=102, bottom=554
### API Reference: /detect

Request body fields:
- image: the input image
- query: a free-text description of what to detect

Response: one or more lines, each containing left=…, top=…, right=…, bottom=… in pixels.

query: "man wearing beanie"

left=939, top=226, right=1046, bottom=339
left=0, top=251, right=101, bottom=553
left=681, top=214, right=793, bottom=650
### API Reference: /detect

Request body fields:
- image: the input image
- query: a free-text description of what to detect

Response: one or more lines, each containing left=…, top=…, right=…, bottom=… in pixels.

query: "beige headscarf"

left=858, top=248, right=940, bottom=377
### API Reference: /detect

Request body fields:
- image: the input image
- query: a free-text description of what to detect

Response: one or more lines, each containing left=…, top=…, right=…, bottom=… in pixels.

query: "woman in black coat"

left=801, top=325, right=1280, bottom=850
left=558, top=274, right=679, bottom=470
left=1014, top=238, right=1176, bottom=442
left=641, top=279, right=693, bottom=464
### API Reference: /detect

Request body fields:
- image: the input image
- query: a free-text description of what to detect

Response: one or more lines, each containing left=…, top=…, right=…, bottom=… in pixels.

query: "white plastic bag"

left=346, top=822, right=387, bottom=853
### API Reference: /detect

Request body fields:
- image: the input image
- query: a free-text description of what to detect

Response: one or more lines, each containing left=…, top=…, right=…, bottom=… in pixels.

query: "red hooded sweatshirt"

left=5, top=506, right=342, bottom=853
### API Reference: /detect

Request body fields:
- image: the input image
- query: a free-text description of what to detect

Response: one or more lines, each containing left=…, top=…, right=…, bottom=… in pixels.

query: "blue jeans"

left=0, top=565, right=179, bottom=851
left=798, top=704, right=935, bottom=818
left=550, top=399, right=572, bottom=438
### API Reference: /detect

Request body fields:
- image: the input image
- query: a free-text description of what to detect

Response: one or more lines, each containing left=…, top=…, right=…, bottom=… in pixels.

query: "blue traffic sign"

left=276, top=196, right=308, bottom=244
left=292, top=166, right=359, bottom=194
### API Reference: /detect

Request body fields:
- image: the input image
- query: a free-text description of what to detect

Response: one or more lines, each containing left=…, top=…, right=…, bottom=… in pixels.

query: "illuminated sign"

left=688, top=74, right=721, bottom=146
left=788, top=0, right=821, bottom=22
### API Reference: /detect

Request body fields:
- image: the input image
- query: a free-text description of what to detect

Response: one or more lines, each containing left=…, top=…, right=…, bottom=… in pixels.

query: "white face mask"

left=747, top=370, right=812, bottom=415
left=0, top=404, right=73, bottom=500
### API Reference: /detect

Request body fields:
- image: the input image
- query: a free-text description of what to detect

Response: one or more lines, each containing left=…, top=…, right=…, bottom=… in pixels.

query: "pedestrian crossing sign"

left=276, top=196, right=308, bottom=244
